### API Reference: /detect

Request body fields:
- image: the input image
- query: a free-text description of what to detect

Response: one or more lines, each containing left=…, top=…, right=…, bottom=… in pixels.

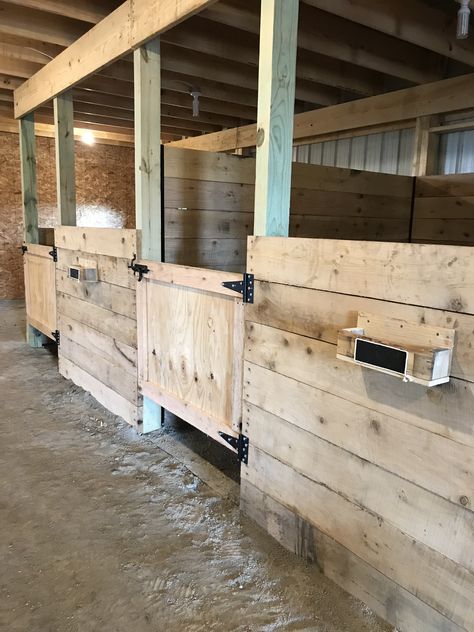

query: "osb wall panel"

left=0, top=131, right=134, bottom=299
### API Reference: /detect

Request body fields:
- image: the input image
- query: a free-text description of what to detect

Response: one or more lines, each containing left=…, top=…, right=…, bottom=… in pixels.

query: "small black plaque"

left=69, top=267, right=80, bottom=280
left=354, top=338, right=407, bottom=375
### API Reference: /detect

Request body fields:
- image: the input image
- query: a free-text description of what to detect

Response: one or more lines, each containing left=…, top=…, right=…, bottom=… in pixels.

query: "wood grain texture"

left=254, top=0, right=299, bottom=237
left=19, top=113, right=38, bottom=244
left=241, top=481, right=466, bottom=632
left=54, top=93, right=76, bottom=226
left=247, top=237, right=474, bottom=315
left=23, top=245, right=56, bottom=338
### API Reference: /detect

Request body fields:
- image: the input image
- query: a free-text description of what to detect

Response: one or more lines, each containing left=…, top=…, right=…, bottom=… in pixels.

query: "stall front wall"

left=242, top=236, right=474, bottom=632
left=413, top=173, right=474, bottom=246
left=55, top=227, right=141, bottom=428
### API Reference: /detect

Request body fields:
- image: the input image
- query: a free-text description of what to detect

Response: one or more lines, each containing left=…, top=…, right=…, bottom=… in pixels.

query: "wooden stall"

left=413, top=173, right=474, bottom=245
left=242, top=236, right=474, bottom=632
left=55, top=226, right=141, bottom=428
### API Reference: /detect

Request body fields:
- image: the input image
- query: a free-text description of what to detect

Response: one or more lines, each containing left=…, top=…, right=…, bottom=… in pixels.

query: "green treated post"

left=254, top=0, right=299, bottom=236
left=134, top=37, right=163, bottom=432
left=54, top=92, right=77, bottom=226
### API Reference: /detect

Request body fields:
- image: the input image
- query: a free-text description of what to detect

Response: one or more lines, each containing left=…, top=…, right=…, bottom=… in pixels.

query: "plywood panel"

left=24, top=244, right=56, bottom=338
left=146, top=283, right=237, bottom=426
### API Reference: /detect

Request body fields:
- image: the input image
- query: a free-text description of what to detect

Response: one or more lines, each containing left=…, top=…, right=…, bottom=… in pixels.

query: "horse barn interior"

left=0, top=1, right=473, bottom=630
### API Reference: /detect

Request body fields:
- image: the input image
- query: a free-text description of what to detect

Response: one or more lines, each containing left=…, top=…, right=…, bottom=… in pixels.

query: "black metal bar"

left=160, top=143, right=165, bottom=264
left=128, top=254, right=150, bottom=282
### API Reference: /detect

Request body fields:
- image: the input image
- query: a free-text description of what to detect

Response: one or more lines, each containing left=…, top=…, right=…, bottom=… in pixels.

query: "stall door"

left=24, top=243, right=57, bottom=339
left=137, top=261, right=247, bottom=453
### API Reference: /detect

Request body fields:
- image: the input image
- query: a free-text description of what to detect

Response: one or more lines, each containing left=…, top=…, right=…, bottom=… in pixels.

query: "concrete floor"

left=0, top=300, right=392, bottom=632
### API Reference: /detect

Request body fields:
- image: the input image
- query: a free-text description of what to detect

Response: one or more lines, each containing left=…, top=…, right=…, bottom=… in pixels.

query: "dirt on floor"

left=0, top=300, right=393, bottom=632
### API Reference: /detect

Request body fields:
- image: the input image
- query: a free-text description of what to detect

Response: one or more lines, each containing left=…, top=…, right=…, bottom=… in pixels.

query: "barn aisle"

left=0, top=300, right=389, bottom=632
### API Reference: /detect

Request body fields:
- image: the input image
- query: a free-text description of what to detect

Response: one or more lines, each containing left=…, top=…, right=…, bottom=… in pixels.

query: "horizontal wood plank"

left=244, top=447, right=474, bottom=630
left=56, top=270, right=136, bottom=320
left=246, top=281, right=474, bottom=383
left=244, top=399, right=473, bottom=568
left=55, top=227, right=138, bottom=259
left=247, top=237, right=474, bottom=314
left=57, top=292, right=136, bottom=348
left=59, top=356, right=140, bottom=427
left=164, top=147, right=255, bottom=184
left=241, top=480, right=466, bottom=632
left=245, top=321, right=474, bottom=447
left=60, top=336, right=138, bottom=405
left=56, top=248, right=135, bottom=289
left=243, top=363, right=473, bottom=509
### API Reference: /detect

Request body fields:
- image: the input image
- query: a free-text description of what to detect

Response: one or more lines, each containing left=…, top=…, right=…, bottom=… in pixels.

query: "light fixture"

left=81, top=130, right=95, bottom=145
left=190, top=87, right=201, bottom=117
left=457, top=0, right=471, bottom=39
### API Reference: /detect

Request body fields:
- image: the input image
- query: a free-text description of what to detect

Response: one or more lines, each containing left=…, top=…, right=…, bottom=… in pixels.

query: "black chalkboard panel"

left=355, top=338, right=407, bottom=375
left=69, top=267, right=80, bottom=280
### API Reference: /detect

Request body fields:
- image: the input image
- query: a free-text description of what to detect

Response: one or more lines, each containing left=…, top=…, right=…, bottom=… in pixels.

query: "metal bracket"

left=218, top=432, right=249, bottom=464
left=128, top=254, right=150, bottom=282
left=49, top=246, right=58, bottom=262
left=21, top=244, right=28, bottom=255
left=51, top=330, right=60, bottom=346
left=222, top=273, right=254, bottom=303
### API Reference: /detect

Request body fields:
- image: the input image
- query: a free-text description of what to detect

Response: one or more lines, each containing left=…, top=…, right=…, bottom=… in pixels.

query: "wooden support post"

left=19, top=113, right=38, bottom=244
left=19, top=113, right=44, bottom=347
left=412, top=115, right=440, bottom=176
left=253, top=0, right=299, bottom=236
left=54, top=92, right=76, bottom=226
left=134, top=37, right=162, bottom=432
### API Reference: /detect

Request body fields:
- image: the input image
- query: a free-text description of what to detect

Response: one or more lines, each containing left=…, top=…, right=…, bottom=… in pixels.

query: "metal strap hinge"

left=21, top=244, right=28, bottom=255
left=128, top=254, right=150, bottom=282
left=218, top=432, right=249, bottom=464
left=49, top=246, right=58, bottom=262
left=222, top=273, right=254, bottom=303
left=52, top=330, right=60, bottom=346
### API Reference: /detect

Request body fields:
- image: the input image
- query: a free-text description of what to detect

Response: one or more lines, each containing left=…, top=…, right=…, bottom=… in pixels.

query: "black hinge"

left=51, top=330, right=60, bottom=345
left=128, top=254, right=150, bottom=282
left=218, top=432, right=249, bottom=464
left=49, top=246, right=58, bottom=262
left=222, top=273, right=254, bottom=303
left=21, top=244, right=28, bottom=255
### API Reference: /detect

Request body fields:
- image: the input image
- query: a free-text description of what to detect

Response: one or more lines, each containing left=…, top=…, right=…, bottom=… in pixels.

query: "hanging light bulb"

left=190, top=87, right=201, bottom=117
left=457, top=0, right=471, bottom=39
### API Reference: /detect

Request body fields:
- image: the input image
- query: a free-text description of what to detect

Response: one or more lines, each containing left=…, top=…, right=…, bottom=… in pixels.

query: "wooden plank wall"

left=55, top=227, right=141, bottom=428
left=163, top=148, right=413, bottom=271
left=413, top=174, right=474, bottom=245
left=242, top=236, right=474, bottom=632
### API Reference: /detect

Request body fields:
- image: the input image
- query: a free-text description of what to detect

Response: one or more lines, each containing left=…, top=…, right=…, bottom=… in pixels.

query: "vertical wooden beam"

left=134, top=37, right=162, bottom=432
left=19, top=113, right=38, bottom=244
left=135, top=38, right=162, bottom=260
left=254, top=0, right=299, bottom=236
left=54, top=92, right=76, bottom=226
left=412, top=115, right=440, bottom=176
left=19, top=113, right=46, bottom=347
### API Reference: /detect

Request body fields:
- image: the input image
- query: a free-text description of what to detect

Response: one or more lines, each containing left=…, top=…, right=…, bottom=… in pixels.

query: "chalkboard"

left=68, top=267, right=80, bottom=280
left=354, top=338, right=407, bottom=375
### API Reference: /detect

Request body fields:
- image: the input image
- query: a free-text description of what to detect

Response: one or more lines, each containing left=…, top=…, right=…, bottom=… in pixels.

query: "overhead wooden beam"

left=169, top=72, right=474, bottom=152
left=14, top=0, right=219, bottom=118
left=0, top=0, right=115, bottom=24
left=203, top=1, right=448, bottom=85
left=54, top=92, right=76, bottom=225
left=19, top=112, right=38, bottom=243
left=302, top=0, right=474, bottom=68
left=254, top=0, right=298, bottom=237
left=134, top=38, right=162, bottom=432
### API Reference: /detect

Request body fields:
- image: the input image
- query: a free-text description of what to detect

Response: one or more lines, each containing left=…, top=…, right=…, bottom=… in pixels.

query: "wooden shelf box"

left=337, top=312, right=455, bottom=387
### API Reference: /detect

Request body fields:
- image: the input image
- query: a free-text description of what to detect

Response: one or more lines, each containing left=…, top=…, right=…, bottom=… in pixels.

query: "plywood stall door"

left=24, top=244, right=57, bottom=339
left=137, top=262, right=245, bottom=452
